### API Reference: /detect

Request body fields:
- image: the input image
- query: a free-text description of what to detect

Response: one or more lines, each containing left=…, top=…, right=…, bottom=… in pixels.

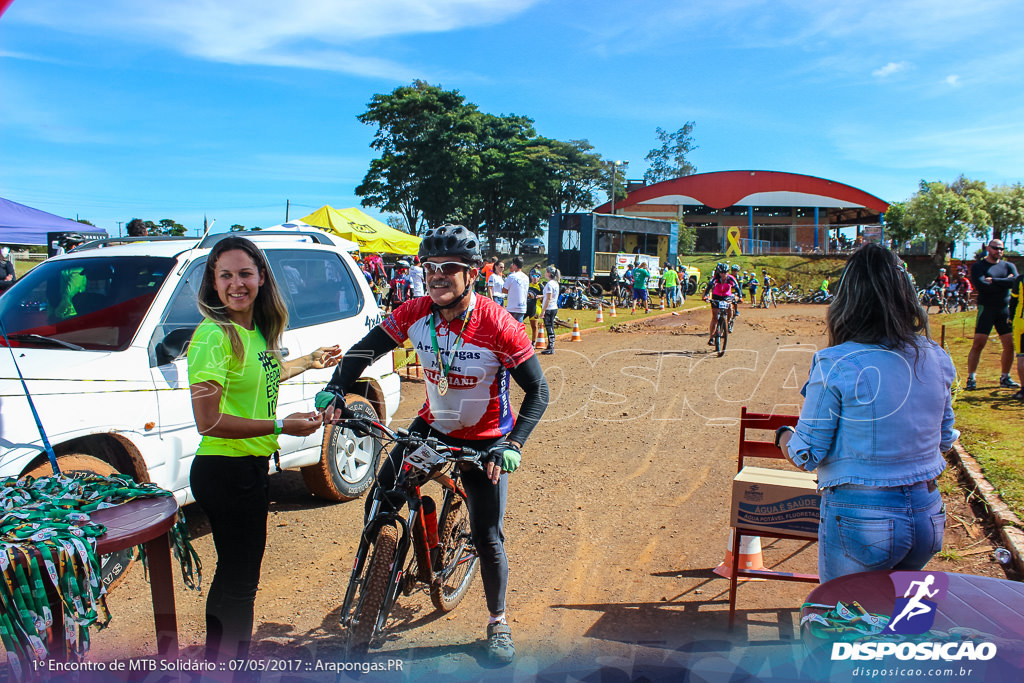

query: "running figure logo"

left=887, top=572, right=949, bottom=634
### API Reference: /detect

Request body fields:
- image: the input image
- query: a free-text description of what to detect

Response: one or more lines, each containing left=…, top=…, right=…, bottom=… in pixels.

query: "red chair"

left=727, top=406, right=819, bottom=629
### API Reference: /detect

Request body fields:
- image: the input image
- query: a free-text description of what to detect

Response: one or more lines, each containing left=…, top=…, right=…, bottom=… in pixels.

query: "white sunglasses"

left=423, top=261, right=471, bottom=276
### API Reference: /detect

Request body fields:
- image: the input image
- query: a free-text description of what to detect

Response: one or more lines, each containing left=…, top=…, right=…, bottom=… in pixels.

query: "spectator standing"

left=966, top=239, right=1020, bottom=390
left=662, top=264, right=679, bottom=308
left=503, top=256, right=529, bottom=322
left=1010, top=273, right=1024, bottom=399
left=0, top=247, right=16, bottom=282
left=187, top=236, right=338, bottom=662
left=540, top=265, right=559, bottom=355
left=489, top=261, right=506, bottom=305
left=407, top=256, right=425, bottom=297
left=776, top=243, right=957, bottom=582
left=526, top=275, right=542, bottom=344
left=632, top=263, right=650, bottom=313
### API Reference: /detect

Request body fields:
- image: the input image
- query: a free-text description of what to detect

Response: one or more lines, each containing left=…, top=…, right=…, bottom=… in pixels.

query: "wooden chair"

left=727, top=406, right=819, bottom=629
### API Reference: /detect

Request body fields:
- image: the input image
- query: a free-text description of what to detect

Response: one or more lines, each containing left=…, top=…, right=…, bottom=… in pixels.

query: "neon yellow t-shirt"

left=187, top=319, right=281, bottom=457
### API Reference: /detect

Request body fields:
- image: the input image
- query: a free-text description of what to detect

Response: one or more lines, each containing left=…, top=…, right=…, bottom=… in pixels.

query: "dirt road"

left=85, top=303, right=1014, bottom=680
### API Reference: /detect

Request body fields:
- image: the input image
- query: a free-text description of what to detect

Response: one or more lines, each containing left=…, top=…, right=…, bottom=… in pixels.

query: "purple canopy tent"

left=0, top=196, right=106, bottom=246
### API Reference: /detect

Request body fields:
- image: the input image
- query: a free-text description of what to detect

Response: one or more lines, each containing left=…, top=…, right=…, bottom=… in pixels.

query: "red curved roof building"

left=591, top=170, right=889, bottom=254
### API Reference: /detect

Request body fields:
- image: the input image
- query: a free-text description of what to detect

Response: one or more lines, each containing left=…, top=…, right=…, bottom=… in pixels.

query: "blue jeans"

left=818, top=481, right=944, bottom=583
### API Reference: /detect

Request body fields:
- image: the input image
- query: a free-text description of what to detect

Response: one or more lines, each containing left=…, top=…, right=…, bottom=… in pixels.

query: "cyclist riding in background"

left=935, top=267, right=950, bottom=290
left=729, top=264, right=742, bottom=319
left=759, top=268, right=776, bottom=307
left=316, top=225, right=549, bottom=664
left=747, top=271, right=758, bottom=305
left=703, top=263, right=738, bottom=346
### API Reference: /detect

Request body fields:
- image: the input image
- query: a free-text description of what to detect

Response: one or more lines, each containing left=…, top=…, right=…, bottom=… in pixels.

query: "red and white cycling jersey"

left=382, top=294, right=534, bottom=439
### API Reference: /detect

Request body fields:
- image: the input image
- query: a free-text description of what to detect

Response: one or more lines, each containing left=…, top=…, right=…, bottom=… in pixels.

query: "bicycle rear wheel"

left=430, top=497, right=479, bottom=612
left=716, top=314, right=728, bottom=357
left=348, top=523, right=398, bottom=655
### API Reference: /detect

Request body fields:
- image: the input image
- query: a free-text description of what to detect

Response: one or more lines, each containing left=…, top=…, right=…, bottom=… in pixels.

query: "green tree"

left=156, top=219, right=186, bottom=237
left=76, top=219, right=95, bottom=227
left=543, top=139, right=604, bottom=215
left=677, top=217, right=696, bottom=254
left=356, top=80, right=480, bottom=234
left=458, top=113, right=552, bottom=253
left=230, top=224, right=246, bottom=232
left=602, top=160, right=630, bottom=207
left=882, top=201, right=916, bottom=246
left=643, top=123, right=697, bottom=184
left=985, top=183, right=1024, bottom=242
left=904, top=180, right=986, bottom=259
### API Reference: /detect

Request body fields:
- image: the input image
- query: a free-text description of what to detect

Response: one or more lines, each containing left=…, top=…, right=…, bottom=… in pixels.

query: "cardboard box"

left=731, top=466, right=821, bottom=539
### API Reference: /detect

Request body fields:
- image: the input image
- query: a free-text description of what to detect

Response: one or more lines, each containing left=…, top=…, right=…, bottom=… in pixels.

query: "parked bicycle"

left=335, top=412, right=484, bottom=655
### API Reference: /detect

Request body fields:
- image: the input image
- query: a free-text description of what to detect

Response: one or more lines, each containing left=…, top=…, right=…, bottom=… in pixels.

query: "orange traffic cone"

left=535, top=324, right=546, bottom=349
left=659, top=299, right=665, bottom=311
left=596, top=304, right=604, bottom=323
left=712, top=529, right=767, bottom=581
left=610, top=301, right=617, bottom=317
left=569, top=318, right=583, bottom=342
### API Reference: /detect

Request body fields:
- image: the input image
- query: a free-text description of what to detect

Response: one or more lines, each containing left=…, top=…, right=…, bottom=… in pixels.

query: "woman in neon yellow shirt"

left=188, top=236, right=339, bottom=662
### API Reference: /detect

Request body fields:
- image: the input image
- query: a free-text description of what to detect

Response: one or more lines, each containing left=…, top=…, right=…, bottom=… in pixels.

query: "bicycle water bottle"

left=421, top=495, right=440, bottom=549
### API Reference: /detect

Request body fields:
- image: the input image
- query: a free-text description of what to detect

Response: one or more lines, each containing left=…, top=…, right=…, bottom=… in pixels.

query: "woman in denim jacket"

left=777, top=244, right=958, bottom=582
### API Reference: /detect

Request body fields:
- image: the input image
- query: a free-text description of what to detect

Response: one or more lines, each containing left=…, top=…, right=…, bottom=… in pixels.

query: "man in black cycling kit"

left=317, top=225, right=548, bottom=664
left=966, top=239, right=1020, bottom=390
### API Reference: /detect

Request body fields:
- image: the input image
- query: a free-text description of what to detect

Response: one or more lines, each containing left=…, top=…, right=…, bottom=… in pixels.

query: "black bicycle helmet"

left=418, top=224, right=482, bottom=265
left=715, top=262, right=728, bottom=274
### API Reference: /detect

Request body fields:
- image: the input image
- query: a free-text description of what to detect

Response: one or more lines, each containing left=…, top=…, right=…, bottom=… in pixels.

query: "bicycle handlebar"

left=331, top=415, right=487, bottom=465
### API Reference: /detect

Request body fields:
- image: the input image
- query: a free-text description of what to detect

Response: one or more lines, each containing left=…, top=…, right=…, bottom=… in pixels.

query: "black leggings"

left=365, top=417, right=509, bottom=615
left=543, top=310, right=557, bottom=346
left=190, top=455, right=270, bottom=661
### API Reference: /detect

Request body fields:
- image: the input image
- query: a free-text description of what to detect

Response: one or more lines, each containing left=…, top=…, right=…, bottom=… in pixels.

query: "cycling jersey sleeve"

left=323, top=325, right=399, bottom=395
left=506, top=355, right=549, bottom=447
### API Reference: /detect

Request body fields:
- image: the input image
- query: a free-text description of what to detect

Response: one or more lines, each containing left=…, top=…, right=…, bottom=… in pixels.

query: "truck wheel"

left=302, top=394, right=384, bottom=501
left=22, top=454, right=137, bottom=592
left=687, top=277, right=698, bottom=295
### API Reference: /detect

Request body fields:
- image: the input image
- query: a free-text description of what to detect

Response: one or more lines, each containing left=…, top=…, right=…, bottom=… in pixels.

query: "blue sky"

left=2, top=0, right=1023, bottom=240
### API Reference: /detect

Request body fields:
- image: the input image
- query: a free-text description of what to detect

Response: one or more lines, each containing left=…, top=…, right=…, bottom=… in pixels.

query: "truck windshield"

left=0, top=256, right=176, bottom=351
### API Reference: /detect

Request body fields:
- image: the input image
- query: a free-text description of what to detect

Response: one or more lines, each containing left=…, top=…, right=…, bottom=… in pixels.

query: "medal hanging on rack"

left=429, top=297, right=475, bottom=398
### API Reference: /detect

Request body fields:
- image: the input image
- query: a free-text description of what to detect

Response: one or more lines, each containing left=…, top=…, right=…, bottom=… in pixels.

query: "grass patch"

left=937, top=548, right=963, bottom=562
left=932, top=310, right=1024, bottom=521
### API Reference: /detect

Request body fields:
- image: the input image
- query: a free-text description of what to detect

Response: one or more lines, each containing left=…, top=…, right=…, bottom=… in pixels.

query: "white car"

left=0, top=230, right=400, bottom=505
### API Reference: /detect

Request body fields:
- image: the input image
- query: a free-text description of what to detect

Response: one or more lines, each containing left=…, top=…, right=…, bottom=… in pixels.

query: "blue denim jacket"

left=787, top=340, right=958, bottom=488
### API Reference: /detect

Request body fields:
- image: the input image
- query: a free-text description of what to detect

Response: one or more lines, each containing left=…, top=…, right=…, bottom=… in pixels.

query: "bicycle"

left=708, top=297, right=730, bottom=357
left=335, top=413, right=485, bottom=655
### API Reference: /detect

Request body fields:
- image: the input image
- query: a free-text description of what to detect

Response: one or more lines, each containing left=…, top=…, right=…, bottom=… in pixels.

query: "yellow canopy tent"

left=299, top=206, right=420, bottom=255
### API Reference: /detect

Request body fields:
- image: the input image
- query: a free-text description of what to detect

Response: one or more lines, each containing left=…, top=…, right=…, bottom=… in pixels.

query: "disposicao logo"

left=831, top=572, right=998, bottom=663
left=888, top=571, right=948, bottom=635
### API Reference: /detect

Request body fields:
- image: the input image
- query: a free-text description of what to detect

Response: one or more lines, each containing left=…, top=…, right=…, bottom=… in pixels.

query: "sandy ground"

left=50, top=303, right=1019, bottom=681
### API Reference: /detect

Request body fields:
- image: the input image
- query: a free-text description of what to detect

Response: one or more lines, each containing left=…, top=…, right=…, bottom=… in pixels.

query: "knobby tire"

left=348, top=523, right=398, bottom=655
left=430, top=498, right=479, bottom=612
left=716, top=314, right=728, bottom=357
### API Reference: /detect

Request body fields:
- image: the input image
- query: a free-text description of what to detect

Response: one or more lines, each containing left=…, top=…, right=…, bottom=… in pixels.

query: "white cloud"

left=14, top=1, right=540, bottom=79
left=872, top=61, right=910, bottom=78
left=945, top=74, right=961, bottom=87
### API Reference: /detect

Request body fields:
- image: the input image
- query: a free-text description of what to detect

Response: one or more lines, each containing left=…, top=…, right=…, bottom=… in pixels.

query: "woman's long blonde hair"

left=197, top=236, right=289, bottom=362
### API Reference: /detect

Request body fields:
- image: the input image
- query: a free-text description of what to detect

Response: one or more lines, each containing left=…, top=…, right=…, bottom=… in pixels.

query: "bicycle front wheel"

left=716, top=314, right=728, bottom=357
left=348, top=523, right=398, bottom=655
left=430, top=497, right=479, bottom=612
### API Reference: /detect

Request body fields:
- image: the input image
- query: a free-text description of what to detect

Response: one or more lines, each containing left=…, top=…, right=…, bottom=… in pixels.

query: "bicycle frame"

left=338, top=427, right=474, bottom=643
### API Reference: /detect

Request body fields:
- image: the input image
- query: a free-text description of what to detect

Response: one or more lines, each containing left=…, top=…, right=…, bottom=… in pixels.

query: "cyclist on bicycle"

left=703, top=263, right=737, bottom=345
left=317, top=225, right=549, bottom=664
left=759, top=268, right=776, bottom=307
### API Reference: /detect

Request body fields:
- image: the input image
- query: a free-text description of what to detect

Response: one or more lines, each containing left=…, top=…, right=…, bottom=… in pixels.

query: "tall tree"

left=156, top=219, right=187, bottom=237
left=904, top=180, right=986, bottom=259
left=543, top=138, right=604, bottom=215
left=985, top=183, right=1024, bottom=242
left=356, top=80, right=480, bottom=234
left=643, top=123, right=697, bottom=184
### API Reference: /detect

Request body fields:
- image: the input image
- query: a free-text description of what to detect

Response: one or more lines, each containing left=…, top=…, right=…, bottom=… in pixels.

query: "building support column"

left=748, top=206, right=754, bottom=253
left=814, top=207, right=820, bottom=252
